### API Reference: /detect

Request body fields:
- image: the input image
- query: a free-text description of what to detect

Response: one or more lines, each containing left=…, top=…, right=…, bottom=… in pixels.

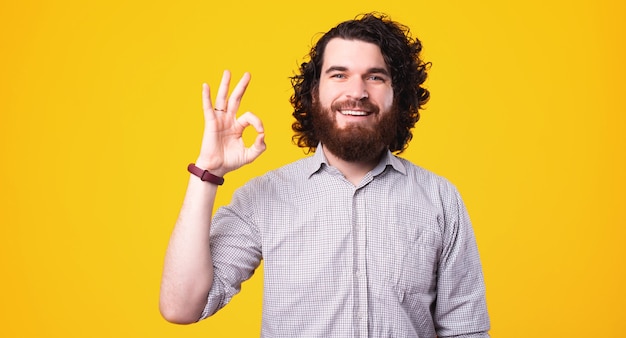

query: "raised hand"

left=195, top=70, right=266, bottom=177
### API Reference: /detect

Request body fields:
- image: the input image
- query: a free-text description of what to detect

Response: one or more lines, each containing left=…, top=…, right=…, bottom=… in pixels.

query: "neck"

left=322, top=145, right=384, bottom=186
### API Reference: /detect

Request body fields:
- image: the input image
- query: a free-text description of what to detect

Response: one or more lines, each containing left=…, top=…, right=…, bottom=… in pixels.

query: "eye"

left=330, top=73, right=346, bottom=79
left=367, top=75, right=386, bottom=82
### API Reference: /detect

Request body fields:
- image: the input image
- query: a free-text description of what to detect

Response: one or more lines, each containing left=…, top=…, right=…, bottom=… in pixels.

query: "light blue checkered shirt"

left=201, top=146, right=490, bottom=337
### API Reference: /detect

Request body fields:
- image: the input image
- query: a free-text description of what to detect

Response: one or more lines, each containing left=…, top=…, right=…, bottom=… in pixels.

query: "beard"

left=312, top=98, right=398, bottom=163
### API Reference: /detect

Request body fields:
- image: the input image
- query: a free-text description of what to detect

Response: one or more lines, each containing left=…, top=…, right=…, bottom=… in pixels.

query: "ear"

left=311, top=84, right=319, bottom=104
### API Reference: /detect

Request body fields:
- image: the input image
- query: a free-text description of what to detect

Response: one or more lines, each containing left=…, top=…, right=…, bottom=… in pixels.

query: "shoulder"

left=390, top=157, right=469, bottom=220
left=256, top=156, right=315, bottom=184
left=216, top=157, right=313, bottom=219
left=234, top=156, right=316, bottom=197
left=396, top=157, right=460, bottom=195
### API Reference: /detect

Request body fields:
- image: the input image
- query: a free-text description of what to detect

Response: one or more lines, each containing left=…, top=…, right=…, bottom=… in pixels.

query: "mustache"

left=331, top=99, right=380, bottom=114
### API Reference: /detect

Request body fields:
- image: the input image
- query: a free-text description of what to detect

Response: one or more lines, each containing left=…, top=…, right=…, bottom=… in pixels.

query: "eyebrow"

left=367, top=67, right=390, bottom=76
left=324, top=66, right=390, bottom=76
left=324, top=66, right=348, bottom=74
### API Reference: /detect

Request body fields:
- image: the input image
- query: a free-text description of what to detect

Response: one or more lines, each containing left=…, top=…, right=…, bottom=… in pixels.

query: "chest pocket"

left=398, top=228, right=441, bottom=295
left=366, top=211, right=442, bottom=296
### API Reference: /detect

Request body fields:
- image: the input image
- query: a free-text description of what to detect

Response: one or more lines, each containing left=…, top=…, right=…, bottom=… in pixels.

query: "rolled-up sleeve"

left=435, top=186, right=490, bottom=337
left=198, top=185, right=263, bottom=320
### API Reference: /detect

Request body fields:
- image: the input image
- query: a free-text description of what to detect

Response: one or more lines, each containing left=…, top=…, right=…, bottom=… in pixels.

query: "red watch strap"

left=187, top=163, right=225, bottom=185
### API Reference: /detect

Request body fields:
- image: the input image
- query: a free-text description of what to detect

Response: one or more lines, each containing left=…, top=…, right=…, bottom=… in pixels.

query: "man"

left=160, top=13, right=490, bottom=337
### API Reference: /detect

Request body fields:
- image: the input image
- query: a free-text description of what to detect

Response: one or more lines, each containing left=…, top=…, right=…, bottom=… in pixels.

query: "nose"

left=345, top=78, right=368, bottom=100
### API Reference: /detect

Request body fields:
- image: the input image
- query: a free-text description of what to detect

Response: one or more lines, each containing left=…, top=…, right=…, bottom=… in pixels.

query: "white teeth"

left=340, top=110, right=368, bottom=116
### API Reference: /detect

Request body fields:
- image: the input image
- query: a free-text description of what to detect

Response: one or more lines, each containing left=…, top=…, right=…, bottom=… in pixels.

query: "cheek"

left=380, top=89, right=394, bottom=111
left=317, top=89, right=335, bottom=109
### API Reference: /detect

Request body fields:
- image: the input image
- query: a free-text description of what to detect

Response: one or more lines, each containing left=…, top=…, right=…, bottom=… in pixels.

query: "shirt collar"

left=304, top=144, right=329, bottom=178
left=305, top=144, right=407, bottom=178
left=373, top=148, right=407, bottom=177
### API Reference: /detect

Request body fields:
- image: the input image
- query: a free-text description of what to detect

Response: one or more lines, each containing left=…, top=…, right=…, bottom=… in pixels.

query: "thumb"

left=245, top=133, right=266, bottom=164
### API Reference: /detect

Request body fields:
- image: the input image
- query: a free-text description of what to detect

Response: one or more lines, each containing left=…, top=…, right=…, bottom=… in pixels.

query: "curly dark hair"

left=290, top=12, right=431, bottom=154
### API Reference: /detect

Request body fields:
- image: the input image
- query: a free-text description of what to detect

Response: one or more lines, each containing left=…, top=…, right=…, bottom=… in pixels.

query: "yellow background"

left=1, top=0, right=624, bottom=336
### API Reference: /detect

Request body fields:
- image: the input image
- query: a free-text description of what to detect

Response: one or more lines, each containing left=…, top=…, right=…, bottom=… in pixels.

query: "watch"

left=187, top=163, right=225, bottom=185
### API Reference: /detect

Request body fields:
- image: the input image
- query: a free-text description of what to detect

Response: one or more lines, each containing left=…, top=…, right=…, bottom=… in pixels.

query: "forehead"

left=321, top=38, right=388, bottom=71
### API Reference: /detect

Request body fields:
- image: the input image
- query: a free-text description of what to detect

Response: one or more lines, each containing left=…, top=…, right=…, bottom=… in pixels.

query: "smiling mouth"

left=339, top=110, right=370, bottom=116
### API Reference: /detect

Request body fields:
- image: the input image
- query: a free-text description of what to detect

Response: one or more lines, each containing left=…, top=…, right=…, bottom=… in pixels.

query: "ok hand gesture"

left=195, top=70, right=266, bottom=177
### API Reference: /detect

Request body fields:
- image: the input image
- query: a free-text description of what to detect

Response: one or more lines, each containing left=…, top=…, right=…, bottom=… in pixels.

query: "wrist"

left=194, top=158, right=227, bottom=178
left=187, top=163, right=225, bottom=185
